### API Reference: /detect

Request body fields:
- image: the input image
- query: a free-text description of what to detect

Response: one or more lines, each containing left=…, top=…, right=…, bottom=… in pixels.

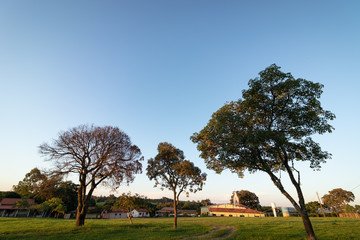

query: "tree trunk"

left=299, top=209, right=316, bottom=240
left=75, top=210, right=86, bottom=226
left=173, top=190, right=177, bottom=229
left=266, top=170, right=316, bottom=240
left=75, top=178, right=88, bottom=226
left=283, top=163, right=316, bottom=240
left=127, top=212, right=133, bottom=224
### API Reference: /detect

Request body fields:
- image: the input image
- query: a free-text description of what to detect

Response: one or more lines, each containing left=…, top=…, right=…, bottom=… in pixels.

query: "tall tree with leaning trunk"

left=191, top=64, right=335, bottom=240
left=39, top=124, right=143, bottom=226
left=146, top=142, right=206, bottom=229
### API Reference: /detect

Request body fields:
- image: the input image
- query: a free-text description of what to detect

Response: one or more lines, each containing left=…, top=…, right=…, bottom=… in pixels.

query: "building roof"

left=208, top=207, right=264, bottom=215
left=0, top=198, right=35, bottom=209
left=156, top=207, right=197, bottom=214
left=179, top=209, right=197, bottom=215
left=134, top=208, right=149, bottom=213
left=109, top=208, right=128, bottom=213
left=156, top=207, right=174, bottom=213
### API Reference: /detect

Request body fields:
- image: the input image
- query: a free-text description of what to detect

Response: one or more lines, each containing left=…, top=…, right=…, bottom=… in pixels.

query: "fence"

left=339, top=213, right=360, bottom=219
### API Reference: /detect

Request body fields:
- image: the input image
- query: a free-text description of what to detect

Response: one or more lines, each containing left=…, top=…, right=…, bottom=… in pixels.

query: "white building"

left=131, top=208, right=150, bottom=218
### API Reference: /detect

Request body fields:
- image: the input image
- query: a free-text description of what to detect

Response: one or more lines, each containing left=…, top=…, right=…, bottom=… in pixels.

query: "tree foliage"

left=345, top=204, right=360, bottom=214
left=13, top=168, right=78, bottom=211
left=113, top=192, right=148, bottom=224
left=146, top=142, right=206, bottom=228
left=191, top=64, right=335, bottom=240
left=0, top=191, right=21, bottom=201
left=230, top=190, right=261, bottom=210
left=39, top=197, right=67, bottom=217
left=15, top=199, right=31, bottom=209
left=305, top=201, right=324, bottom=217
left=13, top=168, right=46, bottom=199
left=322, top=188, right=355, bottom=216
left=39, top=124, right=143, bottom=226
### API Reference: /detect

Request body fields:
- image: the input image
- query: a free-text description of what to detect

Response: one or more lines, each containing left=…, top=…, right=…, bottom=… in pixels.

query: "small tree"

left=322, top=188, right=355, bottom=216
left=230, top=190, right=261, bottom=210
left=39, top=124, right=143, bottom=226
left=15, top=199, right=31, bottom=209
left=40, top=197, right=67, bottom=218
left=191, top=64, right=335, bottom=240
left=146, top=142, right=206, bottom=229
left=113, top=192, right=148, bottom=224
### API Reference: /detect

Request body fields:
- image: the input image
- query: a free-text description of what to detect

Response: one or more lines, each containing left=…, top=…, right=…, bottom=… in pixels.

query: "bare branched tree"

left=39, top=124, right=143, bottom=226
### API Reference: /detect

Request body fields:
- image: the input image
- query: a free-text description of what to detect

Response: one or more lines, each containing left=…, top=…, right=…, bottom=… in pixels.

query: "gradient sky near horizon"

left=1, top=0, right=360, bottom=206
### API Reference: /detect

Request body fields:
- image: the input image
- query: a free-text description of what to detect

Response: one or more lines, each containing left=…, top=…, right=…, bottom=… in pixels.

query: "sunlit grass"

left=0, top=217, right=359, bottom=239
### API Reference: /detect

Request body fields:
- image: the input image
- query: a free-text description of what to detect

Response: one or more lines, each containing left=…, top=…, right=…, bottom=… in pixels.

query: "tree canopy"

left=39, top=124, right=143, bottom=226
left=13, top=168, right=46, bottom=199
left=13, top=168, right=78, bottom=211
left=146, top=142, right=206, bottom=228
left=113, top=192, right=149, bottom=224
left=230, top=190, right=261, bottom=210
left=191, top=64, right=335, bottom=240
left=322, top=188, right=355, bottom=216
left=305, top=201, right=323, bottom=217
left=38, top=197, right=67, bottom=218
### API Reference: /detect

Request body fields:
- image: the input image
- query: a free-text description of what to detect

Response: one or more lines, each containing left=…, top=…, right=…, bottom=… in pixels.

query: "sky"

left=1, top=0, right=359, bottom=207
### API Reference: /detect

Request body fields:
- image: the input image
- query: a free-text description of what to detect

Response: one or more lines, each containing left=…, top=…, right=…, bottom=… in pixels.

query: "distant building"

left=155, top=207, right=173, bottom=217
left=0, top=198, right=35, bottom=217
left=178, top=209, right=197, bottom=217
left=155, top=207, right=197, bottom=217
left=102, top=208, right=150, bottom=219
left=102, top=209, right=128, bottom=219
left=131, top=208, right=150, bottom=218
left=201, top=204, right=265, bottom=217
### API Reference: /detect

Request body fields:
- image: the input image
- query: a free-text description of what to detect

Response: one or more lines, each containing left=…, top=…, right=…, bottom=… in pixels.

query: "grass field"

left=0, top=217, right=359, bottom=240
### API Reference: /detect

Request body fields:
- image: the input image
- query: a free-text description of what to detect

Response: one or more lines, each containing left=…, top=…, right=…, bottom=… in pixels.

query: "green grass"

left=0, top=217, right=359, bottom=240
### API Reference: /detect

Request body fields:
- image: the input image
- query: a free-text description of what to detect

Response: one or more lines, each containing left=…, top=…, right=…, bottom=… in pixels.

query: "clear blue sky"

left=1, top=0, right=359, bottom=206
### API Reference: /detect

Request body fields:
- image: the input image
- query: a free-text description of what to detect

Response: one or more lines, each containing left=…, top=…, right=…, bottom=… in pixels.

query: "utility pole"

left=317, top=192, right=326, bottom=218
left=271, top=202, right=277, bottom=217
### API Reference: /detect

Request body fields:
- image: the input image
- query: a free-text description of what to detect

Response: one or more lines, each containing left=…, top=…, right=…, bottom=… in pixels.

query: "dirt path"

left=181, top=224, right=236, bottom=239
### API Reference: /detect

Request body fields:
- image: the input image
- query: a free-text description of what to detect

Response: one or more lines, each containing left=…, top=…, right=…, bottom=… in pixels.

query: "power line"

left=351, top=184, right=360, bottom=191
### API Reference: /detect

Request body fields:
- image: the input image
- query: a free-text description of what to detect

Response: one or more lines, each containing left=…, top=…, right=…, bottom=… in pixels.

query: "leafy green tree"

left=322, top=188, right=355, bottom=216
left=344, top=204, right=359, bottom=214
left=182, top=201, right=192, bottom=209
left=105, top=194, right=117, bottom=205
left=55, top=181, right=78, bottom=212
left=39, top=197, right=67, bottom=218
left=13, top=168, right=78, bottom=211
left=230, top=190, right=261, bottom=210
left=305, top=201, right=322, bottom=217
left=13, top=168, right=46, bottom=199
left=147, top=142, right=206, bottom=229
left=113, top=192, right=148, bottom=224
left=200, top=199, right=212, bottom=207
left=39, top=124, right=143, bottom=226
left=15, top=199, right=31, bottom=209
left=191, top=64, right=335, bottom=240
left=354, top=205, right=360, bottom=214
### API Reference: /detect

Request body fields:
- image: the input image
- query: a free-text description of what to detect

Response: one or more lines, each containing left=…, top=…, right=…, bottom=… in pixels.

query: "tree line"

left=7, top=168, right=212, bottom=219
left=305, top=188, right=359, bottom=217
